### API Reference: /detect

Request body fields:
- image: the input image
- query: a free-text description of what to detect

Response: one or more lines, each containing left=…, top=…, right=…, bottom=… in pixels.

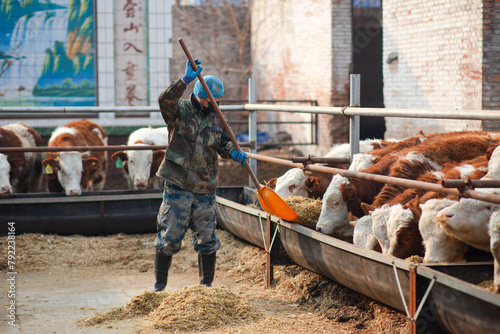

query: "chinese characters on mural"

left=116, top=0, right=148, bottom=106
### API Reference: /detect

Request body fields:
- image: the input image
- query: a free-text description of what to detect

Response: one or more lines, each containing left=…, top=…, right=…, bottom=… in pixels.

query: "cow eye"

left=331, top=201, right=339, bottom=207
left=486, top=206, right=492, bottom=211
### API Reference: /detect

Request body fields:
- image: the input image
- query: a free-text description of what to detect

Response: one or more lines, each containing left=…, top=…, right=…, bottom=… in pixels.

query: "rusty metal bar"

left=292, top=156, right=351, bottom=165
left=246, top=152, right=500, bottom=205
left=0, top=142, right=254, bottom=153
left=409, top=265, right=417, bottom=334
left=441, top=179, right=500, bottom=189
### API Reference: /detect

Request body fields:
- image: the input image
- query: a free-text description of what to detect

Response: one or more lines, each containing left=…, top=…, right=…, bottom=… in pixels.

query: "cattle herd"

left=270, top=130, right=500, bottom=293
left=0, top=119, right=169, bottom=197
left=3, top=120, right=500, bottom=292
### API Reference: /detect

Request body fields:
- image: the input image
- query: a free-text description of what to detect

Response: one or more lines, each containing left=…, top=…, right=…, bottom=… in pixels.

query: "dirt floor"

left=0, top=147, right=409, bottom=334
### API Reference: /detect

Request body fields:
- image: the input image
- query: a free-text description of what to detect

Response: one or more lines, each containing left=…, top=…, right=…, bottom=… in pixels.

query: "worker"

left=152, top=58, right=247, bottom=291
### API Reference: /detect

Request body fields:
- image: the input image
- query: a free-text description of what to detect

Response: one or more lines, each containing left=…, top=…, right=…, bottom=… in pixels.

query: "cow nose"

left=1, top=185, right=12, bottom=194
left=69, top=189, right=81, bottom=196
left=316, top=227, right=322, bottom=233
left=437, top=211, right=452, bottom=222
left=135, top=179, right=147, bottom=189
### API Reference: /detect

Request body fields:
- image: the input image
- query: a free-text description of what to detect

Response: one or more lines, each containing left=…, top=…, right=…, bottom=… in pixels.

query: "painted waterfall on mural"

left=0, top=0, right=95, bottom=106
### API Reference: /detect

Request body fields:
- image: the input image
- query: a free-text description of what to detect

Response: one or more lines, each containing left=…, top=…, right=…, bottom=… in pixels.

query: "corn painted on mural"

left=0, top=0, right=95, bottom=106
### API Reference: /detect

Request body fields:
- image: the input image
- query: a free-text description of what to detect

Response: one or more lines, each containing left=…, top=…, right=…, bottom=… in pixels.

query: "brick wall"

left=383, top=0, right=485, bottom=139
left=481, top=0, right=500, bottom=131
left=251, top=0, right=352, bottom=155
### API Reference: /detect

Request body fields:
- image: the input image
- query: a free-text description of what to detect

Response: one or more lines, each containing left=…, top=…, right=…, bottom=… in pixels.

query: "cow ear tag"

left=45, top=164, right=53, bottom=174
left=116, top=157, right=123, bottom=168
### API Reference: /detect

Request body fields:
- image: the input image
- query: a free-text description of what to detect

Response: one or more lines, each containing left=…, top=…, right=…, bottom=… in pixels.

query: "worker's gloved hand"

left=182, top=59, right=202, bottom=84
left=231, top=150, right=247, bottom=166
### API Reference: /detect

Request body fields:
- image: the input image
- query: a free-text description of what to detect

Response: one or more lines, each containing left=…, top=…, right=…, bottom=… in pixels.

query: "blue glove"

left=182, top=59, right=202, bottom=84
left=231, top=149, right=247, bottom=166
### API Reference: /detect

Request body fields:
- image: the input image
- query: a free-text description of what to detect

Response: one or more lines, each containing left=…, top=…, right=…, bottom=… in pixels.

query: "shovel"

left=178, top=38, right=306, bottom=224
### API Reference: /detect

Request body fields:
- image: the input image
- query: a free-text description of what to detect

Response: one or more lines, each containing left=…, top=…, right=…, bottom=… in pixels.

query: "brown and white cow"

left=370, top=151, right=491, bottom=259
left=316, top=131, right=498, bottom=239
left=42, top=119, right=107, bottom=196
left=272, top=138, right=396, bottom=200
left=0, top=122, right=43, bottom=195
left=111, top=127, right=168, bottom=190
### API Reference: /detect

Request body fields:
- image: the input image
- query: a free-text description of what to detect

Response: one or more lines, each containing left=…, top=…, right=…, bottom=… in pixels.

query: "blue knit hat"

left=194, top=75, right=224, bottom=98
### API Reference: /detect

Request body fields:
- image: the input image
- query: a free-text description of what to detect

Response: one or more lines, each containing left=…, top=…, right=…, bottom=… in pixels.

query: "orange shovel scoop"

left=178, top=38, right=306, bottom=225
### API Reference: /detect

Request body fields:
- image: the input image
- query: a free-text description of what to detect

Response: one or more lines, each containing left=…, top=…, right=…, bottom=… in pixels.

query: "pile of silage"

left=148, top=285, right=262, bottom=332
left=283, top=196, right=323, bottom=228
left=80, top=290, right=168, bottom=326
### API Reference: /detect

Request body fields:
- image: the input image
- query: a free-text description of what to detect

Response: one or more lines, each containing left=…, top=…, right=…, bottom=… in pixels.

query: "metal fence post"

left=349, top=74, right=361, bottom=156
left=248, top=78, right=258, bottom=188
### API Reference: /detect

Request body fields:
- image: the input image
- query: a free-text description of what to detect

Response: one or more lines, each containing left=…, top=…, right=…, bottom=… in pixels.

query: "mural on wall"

left=0, top=0, right=95, bottom=106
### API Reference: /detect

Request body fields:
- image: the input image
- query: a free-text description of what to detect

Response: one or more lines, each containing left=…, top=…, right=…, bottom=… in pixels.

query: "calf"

left=42, top=119, right=107, bottom=196
left=370, top=204, right=397, bottom=254
left=111, top=127, right=168, bottom=190
left=0, top=122, right=43, bottom=195
left=390, top=198, right=428, bottom=259
left=351, top=214, right=381, bottom=252
left=315, top=153, right=380, bottom=237
left=436, top=189, right=500, bottom=252
left=419, top=198, right=468, bottom=263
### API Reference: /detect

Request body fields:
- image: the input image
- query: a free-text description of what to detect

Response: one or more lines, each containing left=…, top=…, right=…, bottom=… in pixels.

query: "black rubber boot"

left=153, top=252, right=172, bottom=292
left=198, top=252, right=216, bottom=287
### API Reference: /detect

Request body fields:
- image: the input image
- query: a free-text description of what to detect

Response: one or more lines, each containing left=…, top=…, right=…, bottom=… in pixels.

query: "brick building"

left=383, top=0, right=500, bottom=138
left=251, top=0, right=354, bottom=155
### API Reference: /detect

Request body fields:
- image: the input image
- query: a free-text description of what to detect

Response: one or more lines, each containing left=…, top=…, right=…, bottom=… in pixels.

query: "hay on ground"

left=283, top=196, right=322, bottom=228
left=80, top=291, right=168, bottom=326
left=148, top=285, right=262, bottom=332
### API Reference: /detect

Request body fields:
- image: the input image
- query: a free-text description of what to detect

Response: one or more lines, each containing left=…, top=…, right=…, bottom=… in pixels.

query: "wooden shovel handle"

left=178, top=38, right=261, bottom=190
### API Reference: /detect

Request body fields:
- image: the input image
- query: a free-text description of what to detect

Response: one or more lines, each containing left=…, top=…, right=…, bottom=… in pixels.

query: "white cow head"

left=0, top=153, right=24, bottom=195
left=0, top=154, right=12, bottom=195
left=315, top=174, right=352, bottom=237
left=112, top=146, right=164, bottom=190
left=274, top=168, right=309, bottom=198
left=419, top=198, right=468, bottom=263
left=314, top=153, right=378, bottom=237
left=351, top=215, right=379, bottom=250
left=42, top=152, right=100, bottom=196
left=436, top=191, right=500, bottom=252
left=386, top=203, right=417, bottom=258
left=370, top=204, right=395, bottom=254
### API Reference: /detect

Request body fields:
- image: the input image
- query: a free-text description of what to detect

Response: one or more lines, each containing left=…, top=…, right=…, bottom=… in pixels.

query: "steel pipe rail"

left=244, top=104, right=500, bottom=121
left=0, top=105, right=245, bottom=113
left=246, top=152, right=500, bottom=205
left=0, top=142, right=253, bottom=153
left=292, top=156, right=351, bottom=165
left=3, top=105, right=499, bottom=121
left=441, top=179, right=500, bottom=189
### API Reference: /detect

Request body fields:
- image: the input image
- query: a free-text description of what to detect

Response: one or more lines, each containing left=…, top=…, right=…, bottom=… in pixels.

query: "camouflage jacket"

left=156, top=78, right=235, bottom=194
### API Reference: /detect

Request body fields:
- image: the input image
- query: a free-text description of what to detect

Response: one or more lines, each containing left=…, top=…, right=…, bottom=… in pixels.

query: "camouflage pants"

left=154, top=183, right=221, bottom=256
